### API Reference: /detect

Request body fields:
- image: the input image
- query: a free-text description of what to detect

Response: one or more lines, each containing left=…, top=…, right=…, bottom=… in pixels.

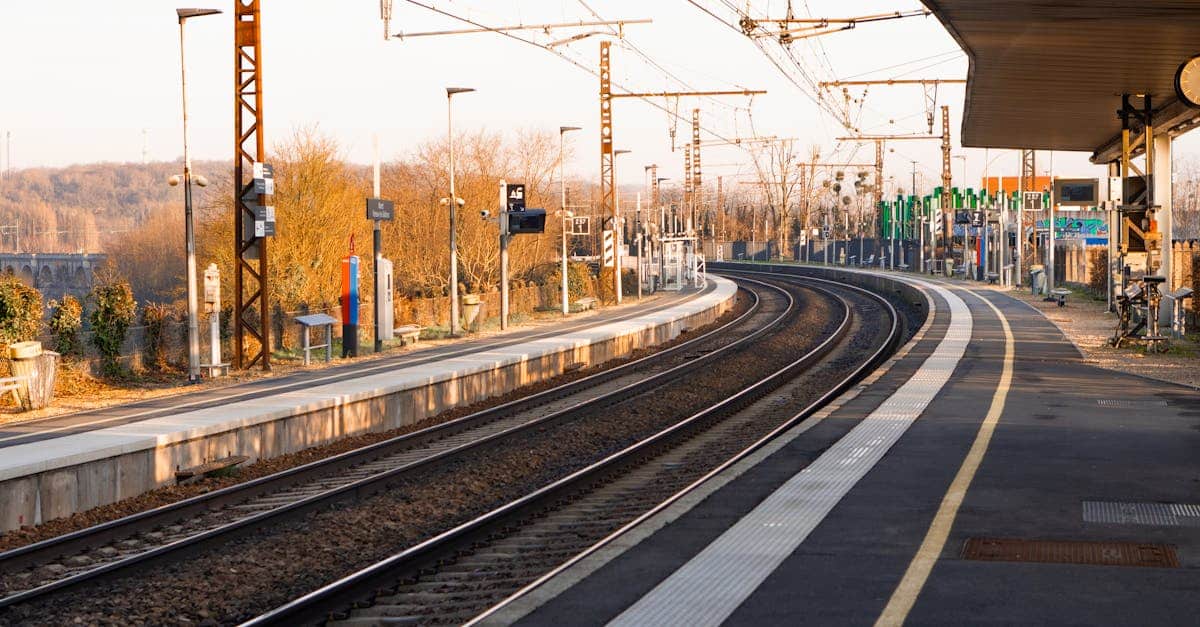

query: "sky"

left=2, top=0, right=1193, bottom=193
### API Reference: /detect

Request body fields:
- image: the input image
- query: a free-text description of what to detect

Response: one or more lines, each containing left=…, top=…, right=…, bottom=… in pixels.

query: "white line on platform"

left=0, top=291, right=701, bottom=446
left=875, top=286, right=1015, bottom=627
left=608, top=280, right=972, bottom=627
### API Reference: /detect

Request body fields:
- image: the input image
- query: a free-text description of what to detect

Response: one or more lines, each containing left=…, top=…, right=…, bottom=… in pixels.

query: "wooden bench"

left=1050, top=288, right=1072, bottom=307
left=175, top=455, right=249, bottom=483
left=572, top=297, right=598, bottom=312
left=394, top=324, right=422, bottom=345
left=294, top=313, right=337, bottom=365
left=0, top=375, right=29, bottom=409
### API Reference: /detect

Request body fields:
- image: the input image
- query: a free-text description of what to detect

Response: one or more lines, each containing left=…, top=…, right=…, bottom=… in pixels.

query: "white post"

left=1153, top=132, right=1173, bottom=285
left=614, top=184, right=623, bottom=304
left=373, top=133, right=383, bottom=352
left=499, top=180, right=509, bottom=330
left=447, top=97, right=460, bottom=335
left=178, top=18, right=202, bottom=383
left=558, top=127, right=573, bottom=316
left=636, top=192, right=643, bottom=299
left=209, top=312, right=220, bottom=369
left=1047, top=184, right=1056, bottom=296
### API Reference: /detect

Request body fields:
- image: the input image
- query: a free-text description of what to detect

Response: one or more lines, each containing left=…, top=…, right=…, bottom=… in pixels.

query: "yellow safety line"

left=875, top=289, right=1015, bottom=627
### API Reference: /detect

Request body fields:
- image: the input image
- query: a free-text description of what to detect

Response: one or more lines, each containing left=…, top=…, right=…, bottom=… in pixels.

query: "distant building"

left=0, top=253, right=107, bottom=301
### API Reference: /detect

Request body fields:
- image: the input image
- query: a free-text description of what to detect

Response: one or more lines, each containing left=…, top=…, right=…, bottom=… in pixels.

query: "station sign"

left=506, top=183, right=526, bottom=213
left=366, top=197, right=395, bottom=221
left=253, top=162, right=275, bottom=195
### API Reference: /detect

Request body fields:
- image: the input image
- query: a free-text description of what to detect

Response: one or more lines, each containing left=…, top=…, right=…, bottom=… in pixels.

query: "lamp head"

left=559, top=126, right=582, bottom=134
left=168, top=175, right=181, bottom=187
left=446, top=87, right=475, bottom=97
left=177, top=8, right=222, bottom=22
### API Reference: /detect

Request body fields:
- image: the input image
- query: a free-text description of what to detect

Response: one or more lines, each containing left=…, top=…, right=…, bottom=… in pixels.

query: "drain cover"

left=961, top=537, right=1179, bottom=568
left=1083, top=501, right=1200, bottom=527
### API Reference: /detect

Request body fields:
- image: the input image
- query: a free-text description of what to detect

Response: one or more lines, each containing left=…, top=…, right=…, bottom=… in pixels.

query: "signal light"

left=507, top=208, right=546, bottom=234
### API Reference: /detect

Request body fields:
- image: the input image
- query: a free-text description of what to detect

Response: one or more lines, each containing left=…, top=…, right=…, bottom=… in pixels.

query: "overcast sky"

left=2, top=0, right=1194, bottom=192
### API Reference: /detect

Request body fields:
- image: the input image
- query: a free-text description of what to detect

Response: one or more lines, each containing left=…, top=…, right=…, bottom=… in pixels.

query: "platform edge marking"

left=874, top=287, right=1015, bottom=627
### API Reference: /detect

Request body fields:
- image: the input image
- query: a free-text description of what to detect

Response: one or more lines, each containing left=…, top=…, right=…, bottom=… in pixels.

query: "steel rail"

left=243, top=275, right=892, bottom=626
left=468, top=273, right=902, bottom=625
left=0, top=280, right=784, bottom=611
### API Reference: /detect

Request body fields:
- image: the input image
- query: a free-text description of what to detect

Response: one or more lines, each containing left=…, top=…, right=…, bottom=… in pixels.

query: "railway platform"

left=0, top=279, right=736, bottom=532
left=489, top=265, right=1200, bottom=626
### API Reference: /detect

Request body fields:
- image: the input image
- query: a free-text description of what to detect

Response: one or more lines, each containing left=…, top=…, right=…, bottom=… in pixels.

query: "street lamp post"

left=175, top=7, right=221, bottom=383
left=445, top=87, right=474, bottom=336
left=558, top=126, right=580, bottom=315
left=612, top=148, right=631, bottom=304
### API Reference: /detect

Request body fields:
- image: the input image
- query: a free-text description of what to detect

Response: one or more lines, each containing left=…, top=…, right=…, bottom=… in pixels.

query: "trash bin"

left=9, top=341, right=58, bottom=411
left=461, top=293, right=482, bottom=331
left=1030, top=265, right=1046, bottom=295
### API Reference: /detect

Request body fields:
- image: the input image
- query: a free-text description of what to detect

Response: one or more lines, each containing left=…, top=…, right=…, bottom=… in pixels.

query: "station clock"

left=1175, top=54, right=1200, bottom=108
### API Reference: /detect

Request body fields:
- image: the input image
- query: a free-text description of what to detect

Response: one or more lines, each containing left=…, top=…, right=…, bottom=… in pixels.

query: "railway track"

left=242, top=275, right=902, bottom=626
left=0, top=278, right=790, bottom=615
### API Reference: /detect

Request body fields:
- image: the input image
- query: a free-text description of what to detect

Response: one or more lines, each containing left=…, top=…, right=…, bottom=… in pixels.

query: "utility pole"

left=1018, top=148, right=1036, bottom=288
left=875, top=139, right=884, bottom=266
left=716, top=175, right=725, bottom=242
left=597, top=39, right=763, bottom=290
left=941, top=105, right=952, bottom=263
left=232, top=0, right=270, bottom=371
left=499, top=180, right=510, bottom=329
left=691, top=108, right=702, bottom=235
left=683, top=144, right=692, bottom=232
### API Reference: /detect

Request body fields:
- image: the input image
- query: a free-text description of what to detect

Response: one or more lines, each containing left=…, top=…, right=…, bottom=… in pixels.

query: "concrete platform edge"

left=0, top=278, right=735, bottom=531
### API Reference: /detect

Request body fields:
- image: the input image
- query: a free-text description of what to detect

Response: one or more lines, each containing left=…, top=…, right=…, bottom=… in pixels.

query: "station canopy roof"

left=923, top=0, right=1200, bottom=162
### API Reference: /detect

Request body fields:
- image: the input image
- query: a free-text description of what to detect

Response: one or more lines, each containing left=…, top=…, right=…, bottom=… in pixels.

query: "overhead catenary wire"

left=399, top=0, right=750, bottom=148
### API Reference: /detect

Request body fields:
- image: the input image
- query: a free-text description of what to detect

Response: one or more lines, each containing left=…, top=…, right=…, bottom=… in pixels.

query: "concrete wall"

left=0, top=284, right=735, bottom=531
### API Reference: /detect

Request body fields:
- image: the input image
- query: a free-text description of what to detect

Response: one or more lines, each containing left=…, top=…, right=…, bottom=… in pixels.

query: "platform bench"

left=0, top=375, right=29, bottom=408
left=986, top=272, right=1000, bottom=285
left=294, top=313, right=336, bottom=365
left=395, top=324, right=422, bottom=345
left=573, top=297, right=598, bottom=312
left=1050, top=288, right=1072, bottom=307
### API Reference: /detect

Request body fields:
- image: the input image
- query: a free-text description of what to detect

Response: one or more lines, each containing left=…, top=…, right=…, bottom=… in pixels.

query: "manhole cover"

left=1083, top=501, right=1200, bottom=527
left=1096, top=399, right=1168, bottom=408
left=961, top=537, right=1179, bottom=568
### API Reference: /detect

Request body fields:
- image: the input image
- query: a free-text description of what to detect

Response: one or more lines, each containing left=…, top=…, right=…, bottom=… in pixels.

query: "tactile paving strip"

left=1095, top=399, right=1168, bottom=408
left=1083, top=501, right=1200, bottom=527
left=961, top=537, right=1180, bottom=568
left=608, top=282, right=972, bottom=627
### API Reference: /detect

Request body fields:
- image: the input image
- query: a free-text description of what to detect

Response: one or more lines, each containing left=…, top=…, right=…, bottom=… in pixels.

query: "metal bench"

left=294, top=313, right=336, bottom=365
left=986, top=272, right=1000, bottom=285
left=1050, top=288, right=1072, bottom=307
left=573, top=297, right=598, bottom=312
left=394, top=324, right=422, bottom=345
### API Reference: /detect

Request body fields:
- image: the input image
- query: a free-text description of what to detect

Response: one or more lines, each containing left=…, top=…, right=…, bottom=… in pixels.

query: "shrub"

left=48, top=295, right=83, bottom=356
left=0, top=274, right=43, bottom=346
left=89, top=276, right=137, bottom=376
left=141, top=302, right=172, bottom=372
left=539, top=261, right=593, bottom=307
left=597, top=267, right=638, bottom=304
